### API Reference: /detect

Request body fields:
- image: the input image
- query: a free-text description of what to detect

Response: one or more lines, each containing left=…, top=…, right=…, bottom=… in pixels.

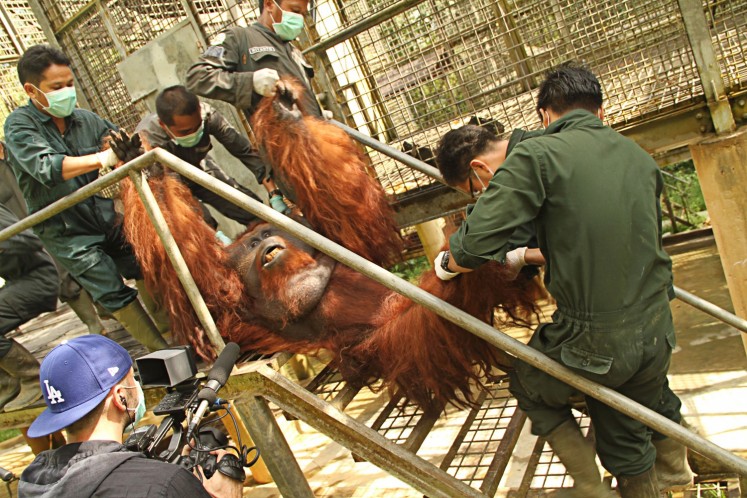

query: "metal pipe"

left=331, top=122, right=747, bottom=335
left=237, top=396, right=315, bottom=498
left=0, top=151, right=156, bottom=244
left=153, top=149, right=747, bottom=475
left=329, top=119, right=447, bottom=185
left=302, top=0, right=426, bottom=55
left=674, top=287, right=747, bottom=333
left=128, top=169, right=226, bottom=352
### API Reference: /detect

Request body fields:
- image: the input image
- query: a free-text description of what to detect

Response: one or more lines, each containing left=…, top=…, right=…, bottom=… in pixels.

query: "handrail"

left=329, top=119, right=747, bottom=335
left=153, top=148, right=747, bottom=476
left=3, top=150, right=746, bottom=490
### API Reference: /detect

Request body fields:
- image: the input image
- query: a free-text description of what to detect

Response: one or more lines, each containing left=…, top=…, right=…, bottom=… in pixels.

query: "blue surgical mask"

left=122, top=382, right=146, bottom=432
left=170, top=123, right=204, bottom=148
left=272, top=0, right=305, bottom=41
left=34, top=85, right=77, bottom=118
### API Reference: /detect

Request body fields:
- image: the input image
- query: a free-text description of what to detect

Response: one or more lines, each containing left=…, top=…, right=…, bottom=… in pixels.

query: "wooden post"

left=689, top=128, right=747, bottom=354
left=416, top=218, right=446, bottom=266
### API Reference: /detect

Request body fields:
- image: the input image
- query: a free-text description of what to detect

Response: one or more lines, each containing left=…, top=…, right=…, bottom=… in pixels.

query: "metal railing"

left=1, top=149, right=745, bottom=496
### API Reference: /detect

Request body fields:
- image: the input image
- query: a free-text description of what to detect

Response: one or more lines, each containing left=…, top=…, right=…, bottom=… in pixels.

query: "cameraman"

left=19, top=335, right=242, bottom=498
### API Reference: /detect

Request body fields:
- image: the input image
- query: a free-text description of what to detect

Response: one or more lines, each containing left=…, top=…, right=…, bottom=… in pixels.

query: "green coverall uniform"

left=4, top=102, right=140, bottom=313
left=136, top=102, right=262, bottom=226
left=186, top=22, right=322, bottom=202
left=449, top=109, right=682, bottom=477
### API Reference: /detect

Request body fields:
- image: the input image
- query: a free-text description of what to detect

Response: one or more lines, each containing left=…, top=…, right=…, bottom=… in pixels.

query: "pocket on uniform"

left=561, top=344, right=613, bottom=375
left=250, top=50, right=280, bottom=64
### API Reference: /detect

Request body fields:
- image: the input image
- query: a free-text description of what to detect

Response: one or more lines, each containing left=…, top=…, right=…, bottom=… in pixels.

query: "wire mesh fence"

left=2, top=0, right=747, bottom=204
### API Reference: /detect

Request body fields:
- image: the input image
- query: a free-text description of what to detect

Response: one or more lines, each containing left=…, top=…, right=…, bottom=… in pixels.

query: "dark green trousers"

left=509, top=291, right=682, bottom=477
left=34, top=197, right=139, bottom=313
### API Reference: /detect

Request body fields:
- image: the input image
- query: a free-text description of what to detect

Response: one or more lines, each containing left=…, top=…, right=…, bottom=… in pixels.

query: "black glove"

left=108, top=129, right=143, bottom=164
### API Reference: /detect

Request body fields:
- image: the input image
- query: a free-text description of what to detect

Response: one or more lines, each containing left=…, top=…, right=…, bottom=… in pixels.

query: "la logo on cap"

left=44, top=380, right=64, bottom=405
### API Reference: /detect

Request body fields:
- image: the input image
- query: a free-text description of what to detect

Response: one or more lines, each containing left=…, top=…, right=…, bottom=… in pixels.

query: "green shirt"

left=450, top=109, right=672, bottom=313
left=3, top=102, right=116, bottom=213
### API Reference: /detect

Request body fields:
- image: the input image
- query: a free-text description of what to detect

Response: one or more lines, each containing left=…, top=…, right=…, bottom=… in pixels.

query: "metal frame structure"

left=7, top=0, right=745, bottom=223
left=0, top=149, right=745, bottom=496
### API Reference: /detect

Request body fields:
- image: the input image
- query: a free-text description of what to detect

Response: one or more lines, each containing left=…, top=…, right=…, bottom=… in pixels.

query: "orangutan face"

left=226, top=223, right=335, bottom=325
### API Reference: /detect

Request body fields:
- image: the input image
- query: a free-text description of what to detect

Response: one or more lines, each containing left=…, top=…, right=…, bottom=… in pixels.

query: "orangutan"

left=120, top=79, right=542, bottom=409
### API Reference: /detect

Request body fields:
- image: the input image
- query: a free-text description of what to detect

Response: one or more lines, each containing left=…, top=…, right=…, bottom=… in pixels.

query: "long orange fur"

left=252, top=79, right=403, bottom=267
left=120, top=86, right=542, bottom=408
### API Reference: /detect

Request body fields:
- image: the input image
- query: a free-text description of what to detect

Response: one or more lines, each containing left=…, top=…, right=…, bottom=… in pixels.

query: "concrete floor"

left=0, top=235, right=745, bottom=497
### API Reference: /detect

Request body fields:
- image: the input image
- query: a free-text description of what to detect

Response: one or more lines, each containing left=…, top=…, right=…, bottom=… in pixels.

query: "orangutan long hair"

left=252, top=79, right=403, bottom=267
left=120, top=85, right=542, bottom=408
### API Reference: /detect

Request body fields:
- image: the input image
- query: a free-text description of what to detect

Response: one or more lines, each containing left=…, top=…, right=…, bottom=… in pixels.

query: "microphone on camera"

left=186, top=342, right=240, bottom=442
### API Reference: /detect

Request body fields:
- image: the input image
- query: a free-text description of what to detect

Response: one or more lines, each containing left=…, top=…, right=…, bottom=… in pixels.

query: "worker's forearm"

left=446, top=252, right=473, bottom=273
left=525, top=248, right=546, bottom=266
left=61, top=154, right=102, bottom=180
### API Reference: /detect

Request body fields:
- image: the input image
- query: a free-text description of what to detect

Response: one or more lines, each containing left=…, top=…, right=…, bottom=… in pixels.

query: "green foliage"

left=389, top=255, right=431, bottom=283
left=662, top=159, right=708, bottom=230
left=0, top=428, right=20, bottom=443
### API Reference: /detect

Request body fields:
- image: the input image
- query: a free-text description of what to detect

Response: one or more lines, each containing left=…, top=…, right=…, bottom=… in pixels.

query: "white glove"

left=504, top=246, right=528, bottom=280
left=96, top=148, right=118, bottom=168
left=322, top=109, right=334, bottom=121
left=434, top=250, right=460, bottom=281
left=253, top=68, right=280, bottom=97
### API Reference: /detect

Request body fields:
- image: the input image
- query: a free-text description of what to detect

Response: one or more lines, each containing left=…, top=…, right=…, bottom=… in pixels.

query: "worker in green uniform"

left=186, top=0, right=327, bottom=205
left=3, top=44, right=168, bottom=352
left=136, top=85, right=290, bottom=221
left=435, top=124, right=543, bottom=279
left=434, top=62, right=691, bottom=497
left=0, top=202, right=57, bottom=412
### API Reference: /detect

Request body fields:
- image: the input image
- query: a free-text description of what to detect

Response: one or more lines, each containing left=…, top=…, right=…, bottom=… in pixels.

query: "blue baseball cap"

left=28, top=335, right=133, bottom=438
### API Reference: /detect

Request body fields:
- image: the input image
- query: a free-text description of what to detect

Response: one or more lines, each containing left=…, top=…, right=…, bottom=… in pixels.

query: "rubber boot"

left=112, top=300, right=169, bottom=352
left=0, top=373, right=20, bottom=410
left=654, top=436, right=693, bottom=492
left=0, top=341, right=42, bottom=412
left=65, top=288, right=106, bottom=334
left=617, top=467, right=659, bottom=497
left=135, top=280, right=171, bottom=336
left=544, top=419, right=617, bottom=498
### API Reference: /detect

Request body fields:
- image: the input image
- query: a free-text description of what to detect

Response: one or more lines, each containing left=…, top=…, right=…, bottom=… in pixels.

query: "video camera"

left=124, top=343, right=258, bottom=482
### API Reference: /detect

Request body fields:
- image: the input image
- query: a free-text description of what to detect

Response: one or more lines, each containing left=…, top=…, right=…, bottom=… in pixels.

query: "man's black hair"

left=536, top=61, right=603, bottom=117
left=17, top=44, right=71, bottom=87
left=155, top=85, right=200, bottom=126
left=435, top=125, right=500, bottom=186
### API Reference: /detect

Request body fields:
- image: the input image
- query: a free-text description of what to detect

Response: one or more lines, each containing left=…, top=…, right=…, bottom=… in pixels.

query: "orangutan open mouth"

left=261, top=244, right=285, bottom=268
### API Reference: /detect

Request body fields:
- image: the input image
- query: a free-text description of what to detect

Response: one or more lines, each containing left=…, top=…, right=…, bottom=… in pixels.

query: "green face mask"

left=170, top=123, right=205, bottom=148
left=272, top=0, right=305, bottom=41
left=34, top=85, right=77, bottom=118
left=122, top=382, right=146, bottom=432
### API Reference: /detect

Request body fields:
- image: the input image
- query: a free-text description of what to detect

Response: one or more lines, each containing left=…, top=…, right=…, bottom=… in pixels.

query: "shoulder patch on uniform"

left=204, top=45, right=225, bottom=59
left=212, top=32, right=226, bottom=45
left=248, top=46, right=277, bottom=55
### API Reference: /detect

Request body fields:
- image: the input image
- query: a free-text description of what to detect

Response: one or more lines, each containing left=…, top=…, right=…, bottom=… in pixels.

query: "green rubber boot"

left=112, top=299, right=169, bottom=352
left=0, top=341, right=42, bottom=412
left=544, top=420, right=617, bottom=498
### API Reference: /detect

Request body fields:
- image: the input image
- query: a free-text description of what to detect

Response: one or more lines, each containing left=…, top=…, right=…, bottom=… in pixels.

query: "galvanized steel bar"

left=237, top=396, right=315, bottom=498
left=302, top=0, right=426, bottom=55
left=675, top=287, right=747, bottom=333
left=334, top=123, right=747, bottom=334
left=329, top=119, right=447, bottom=185
left=0, top=151, right=154, bottom=244
left=127, top=168, right=226, bottom=353
left=248, top=366, right=487, bottom=498
left=154, top=149, right=747, bottom=476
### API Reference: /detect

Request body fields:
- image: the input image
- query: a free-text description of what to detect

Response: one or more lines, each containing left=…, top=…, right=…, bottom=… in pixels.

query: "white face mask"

left=469, top=167, right=493, bottom=197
